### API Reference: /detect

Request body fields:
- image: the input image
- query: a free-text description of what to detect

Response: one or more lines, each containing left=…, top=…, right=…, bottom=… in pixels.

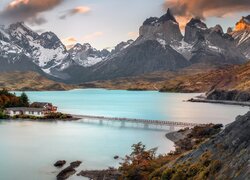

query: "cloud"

left=127, top=32, right=139, bottom=39
left=59, top=6, right=91, bottom=19
left=82, top=32, right=103, bottom=41
left=164, top=0, right=250, bottom=26
left=28, top=17, right=47, bottom=25
left=0, top=0, right=64, bottom=25
left=62, top=36, right=77, bottom=49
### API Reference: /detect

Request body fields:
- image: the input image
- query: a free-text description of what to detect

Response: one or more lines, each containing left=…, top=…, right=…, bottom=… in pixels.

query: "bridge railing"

left=74, top=115, right=207, bottom=127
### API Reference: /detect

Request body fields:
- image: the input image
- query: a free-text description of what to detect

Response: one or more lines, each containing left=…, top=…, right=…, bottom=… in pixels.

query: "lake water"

left=0, top=89, right=248, bottom=180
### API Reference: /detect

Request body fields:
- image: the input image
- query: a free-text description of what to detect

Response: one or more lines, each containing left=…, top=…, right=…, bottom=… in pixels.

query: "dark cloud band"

left=0, top=0, right=64, bottom=25
left=164, top=0, right=250, bottom=19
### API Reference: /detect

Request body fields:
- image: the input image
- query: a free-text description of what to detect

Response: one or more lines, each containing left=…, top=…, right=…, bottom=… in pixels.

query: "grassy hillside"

left=80, top=61, right=250, bottom=93
left=0, top=71, right=76, bottom=91
left=160, top=61, right=250, bottom=92
left=79, top=63, right=215, bottom=91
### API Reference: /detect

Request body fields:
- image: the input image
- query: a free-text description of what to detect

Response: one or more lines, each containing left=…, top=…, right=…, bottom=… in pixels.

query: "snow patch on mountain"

left=156, top=38, right=167, bottom=49
left=69, top=43, right=109, bottom=67
left=29, top=41, right=67, bottom=67
left=170, top=40, right=193, bottom=60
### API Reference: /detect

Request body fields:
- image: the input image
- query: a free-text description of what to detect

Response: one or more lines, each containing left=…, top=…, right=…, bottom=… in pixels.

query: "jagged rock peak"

left=69, top=43, right=93, bottom=52
left=71, top=43, right=83, bottom=50
left=143, top=8, right=177, bottom=25
left=186, top=18, right=207, bottom=30
left=143, top=17, right=159, bottom=26
left=158, top=8, right=177, bottom=23
left=235, top=15, right=250, bottom=31
left=79, top=43, right=92, bottom=51
left=8, top=21, right=39, bottom=38
left=112, top=39, right=134, bottom=53
left=227, top=27, right=233, bottom=34
left=243, top=15, right=250, bottom=23
left=210, top=24, right=224, bottom=34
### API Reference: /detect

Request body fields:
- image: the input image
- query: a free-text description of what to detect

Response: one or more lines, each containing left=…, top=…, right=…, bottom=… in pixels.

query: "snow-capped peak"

left=69, top=43, right=110, bottom=67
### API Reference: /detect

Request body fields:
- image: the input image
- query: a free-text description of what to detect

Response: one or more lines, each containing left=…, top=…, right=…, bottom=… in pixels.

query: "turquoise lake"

left=0, top=89, right=248, bottom=180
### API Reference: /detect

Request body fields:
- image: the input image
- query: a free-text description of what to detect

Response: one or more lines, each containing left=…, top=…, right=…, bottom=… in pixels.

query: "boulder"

left=70, top=161, right=82, bottom=168
left=114, top=155, right=119, bottom=159
left=54, top=160, right=66, bottom=168
left=56, top=166, right=76, bottom=180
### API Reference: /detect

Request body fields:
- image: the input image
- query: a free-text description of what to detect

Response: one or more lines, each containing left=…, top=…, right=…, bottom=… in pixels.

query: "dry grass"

left=0, top=71, right=75, bottom=91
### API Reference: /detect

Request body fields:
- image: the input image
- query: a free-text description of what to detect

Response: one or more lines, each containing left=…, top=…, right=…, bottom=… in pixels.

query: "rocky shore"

left=188, top=97, right=250, bottom=107
left=54, top=160, right=82, bottom=180
left=187, top=89, right=250, bottom=107
left=206, top=89, right=250, bottom=102
left=77, top=169, right=121, bottom=180
left=165, top=127, right=191, bottom=143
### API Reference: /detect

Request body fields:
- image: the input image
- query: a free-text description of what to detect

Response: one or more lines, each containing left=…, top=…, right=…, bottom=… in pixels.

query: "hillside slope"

left=160, top=61, right=250, bottom=92
left=166, top=111, right=250, bottom=180
left=0, top=71, right=75, bottom=91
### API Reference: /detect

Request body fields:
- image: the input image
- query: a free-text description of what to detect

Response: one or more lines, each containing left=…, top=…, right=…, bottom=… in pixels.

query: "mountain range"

left=0, top=9, right=249, bottom=84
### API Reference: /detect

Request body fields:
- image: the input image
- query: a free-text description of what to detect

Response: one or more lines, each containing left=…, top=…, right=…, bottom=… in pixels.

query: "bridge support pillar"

left=144, top=124, right=149, bottom=129
left=169, top=126, right=175, bottom=131
left=121, top=121, right=125, bottom=127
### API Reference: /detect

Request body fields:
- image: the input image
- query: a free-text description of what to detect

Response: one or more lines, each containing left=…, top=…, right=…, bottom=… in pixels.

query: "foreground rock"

left=165, top=127, right=191, bottom=143
left=77, top=169, right=121, bottom=180
left=56, top=166, right=76, bottom=180
left=56, top=160, right=82, bottom=180
left=206, top=89, right=250, bottom=102
left=70, top=161, right=82, bottom=168
left=54, top=160, right=66, bottom=168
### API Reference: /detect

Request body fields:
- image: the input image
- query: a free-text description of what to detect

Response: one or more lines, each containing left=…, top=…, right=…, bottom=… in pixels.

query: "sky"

left=0, top=0, right=249, bottom=50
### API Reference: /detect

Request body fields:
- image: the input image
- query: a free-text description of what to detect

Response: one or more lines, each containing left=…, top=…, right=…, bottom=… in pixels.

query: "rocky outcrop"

left=230, top=15, right=250, bottom=59
left=138, top=8, right=183, bottom=44
left=54, top=160, right=66, bottom=168
left=184, top=18, right=207, bottom=44
left=206, top=89, right=250, bottom=102
left=174, top=111, right=250, bottom=179
left=57, top=166, right=76, bottom=180
left=69, top=161, right=82, bottom=168
left=111, top=40, right=134, bottom=54
left=184, top=18, right=246, bottom=65
left=77, top=169, right=121, bottom=180
left=56, top=160, right=82, bottom=180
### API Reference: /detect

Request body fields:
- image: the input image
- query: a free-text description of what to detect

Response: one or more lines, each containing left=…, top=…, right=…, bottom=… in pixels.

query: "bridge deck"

left=74, top=115, right=206, bottom=127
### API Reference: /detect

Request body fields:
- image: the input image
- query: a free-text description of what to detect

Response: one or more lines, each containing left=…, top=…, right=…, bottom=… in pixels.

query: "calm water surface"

left=0, top=89, right=248, bottom=180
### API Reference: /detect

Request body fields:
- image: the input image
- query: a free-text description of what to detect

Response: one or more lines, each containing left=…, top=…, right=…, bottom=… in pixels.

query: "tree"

left=0, top=89, right=10, bottom=95
left=19, top=92, right=29, bottom=107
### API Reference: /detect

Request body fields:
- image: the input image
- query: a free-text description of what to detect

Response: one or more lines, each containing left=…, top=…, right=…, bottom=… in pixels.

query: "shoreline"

left=1, top=116, right=81, bottom=121
left=165, top=128, right=191, bottom=143
left=188, top=98, right=250, bottom=107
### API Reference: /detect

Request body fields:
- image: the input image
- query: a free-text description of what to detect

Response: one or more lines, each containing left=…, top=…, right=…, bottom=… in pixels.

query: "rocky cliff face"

left=184, top=18, right=246, bottom=65
left=184, top=18, right=208, bottom=44
left=230, top=15, right=250, bottom=59
left=138, top=9, right=183, bottom=45
left=0, top=22, right=69, bottom=76
left=206, top=89, right=250, bottom=102
left=174, top=111, right=250, bottom=179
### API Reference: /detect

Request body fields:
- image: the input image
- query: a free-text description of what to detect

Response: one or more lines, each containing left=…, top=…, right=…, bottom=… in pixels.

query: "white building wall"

left=7, top=110, right=45, bottom=117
